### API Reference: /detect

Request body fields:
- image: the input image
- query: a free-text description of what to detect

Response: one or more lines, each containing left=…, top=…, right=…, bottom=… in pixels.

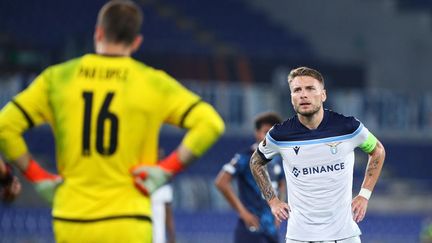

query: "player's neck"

left=95, top=42, right=132, bottom=56
left=297, top=108, right=324, bottom=130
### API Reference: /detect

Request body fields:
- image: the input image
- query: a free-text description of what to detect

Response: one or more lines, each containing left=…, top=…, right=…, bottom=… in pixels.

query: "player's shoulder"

left=131, top=59, right=183, bottom=89
left=130, top=59, right=170, bottom=78
left=129, top=58, right=154, bottom=73
left=268, top=115, right=297, bottom=140
left=273, top=116, right=296, bottom=130
left=268, top=109, right=362, bottom=142
left=238, top=145, right=255, bottom=158
left=235, top=144, right=254, bottom=158
left=35, top=56, right=84, bottom=85
left=44, top=56, right=83, bottom=75
left=229, top=145, right=254, bottom=169
left=325, top=109, right=362, bottom=133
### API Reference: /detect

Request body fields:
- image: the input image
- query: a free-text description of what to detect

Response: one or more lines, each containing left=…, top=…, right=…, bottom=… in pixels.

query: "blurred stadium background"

left=1, top=0, right=432, bottom=242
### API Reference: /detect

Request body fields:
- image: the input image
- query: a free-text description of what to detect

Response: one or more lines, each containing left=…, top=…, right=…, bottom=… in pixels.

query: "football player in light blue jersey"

left=250, top=67, right=385, bottom=243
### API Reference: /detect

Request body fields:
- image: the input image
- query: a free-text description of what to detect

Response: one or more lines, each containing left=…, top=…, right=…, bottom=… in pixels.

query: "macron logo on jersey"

left=292, top=162, right=345, bottom=177
left=293, top=146, right=300, bottom=155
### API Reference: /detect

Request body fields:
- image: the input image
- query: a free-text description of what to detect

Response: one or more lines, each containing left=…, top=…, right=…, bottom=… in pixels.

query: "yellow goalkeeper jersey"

left=1, top=54, right=202, bottom=220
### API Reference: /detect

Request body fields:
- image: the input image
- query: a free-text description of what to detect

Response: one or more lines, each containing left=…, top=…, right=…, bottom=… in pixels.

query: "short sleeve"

left=358, top=130, right=378, bottom=153
left=351, top=121, right=378, bottom=153
left=350, top=122, right=367, bottom=145
left=222, top=153, right=247, bottom=176
left=257, top=131, right=280, bottom=161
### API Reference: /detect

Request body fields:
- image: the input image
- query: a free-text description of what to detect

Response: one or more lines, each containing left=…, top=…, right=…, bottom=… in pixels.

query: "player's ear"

left=94, top=26, right=104, bottom=43
left=321, top=89, right=327, bottom=102
left=130, top=35, right=143, bottom=53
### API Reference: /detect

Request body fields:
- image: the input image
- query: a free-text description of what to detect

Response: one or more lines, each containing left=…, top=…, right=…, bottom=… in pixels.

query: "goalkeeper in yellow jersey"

left=0, top=1, right=225, bottom=242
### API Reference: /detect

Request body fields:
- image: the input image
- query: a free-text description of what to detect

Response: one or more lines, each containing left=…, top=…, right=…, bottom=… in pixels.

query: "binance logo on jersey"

left=292, top=162, right=345, bottom=177
left=292, top=167, right=301, bottom=177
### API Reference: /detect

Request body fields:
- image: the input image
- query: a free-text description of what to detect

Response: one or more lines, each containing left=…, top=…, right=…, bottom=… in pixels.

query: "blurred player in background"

left=151, top=184, right=175, bottom=243
left=151, top=148, right=176, bottom=243
left=215, top=112, right=285, bottom=243
left=250, top=67, right=386, bottom=243
left=0, top=156, right=21, bottom=203
left=0, top=1, right=224, bottom=242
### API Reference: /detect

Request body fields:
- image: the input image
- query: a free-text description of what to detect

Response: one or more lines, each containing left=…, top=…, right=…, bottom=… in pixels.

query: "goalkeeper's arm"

left=13, top=154, right=61, bottom=204
left=132, top=102, right=225, bottom=195
left=0, top=101, right=61, bottom=204
left=161, top=101, right=225, bottom=173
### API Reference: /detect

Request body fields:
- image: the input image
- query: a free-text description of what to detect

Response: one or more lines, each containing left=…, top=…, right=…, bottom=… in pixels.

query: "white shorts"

left=286, top=235, right=361, bottom=243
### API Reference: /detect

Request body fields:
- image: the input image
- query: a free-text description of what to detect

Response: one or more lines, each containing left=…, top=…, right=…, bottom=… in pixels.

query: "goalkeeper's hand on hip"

left=23, top=159, right=62, bottom=204
left=132, top=165, right=172, bottom=196
left=131, top=151, right=184, bottom=196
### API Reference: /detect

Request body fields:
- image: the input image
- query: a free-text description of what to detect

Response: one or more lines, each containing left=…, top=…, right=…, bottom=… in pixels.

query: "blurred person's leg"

left=151, top=201, right=166, bottom=243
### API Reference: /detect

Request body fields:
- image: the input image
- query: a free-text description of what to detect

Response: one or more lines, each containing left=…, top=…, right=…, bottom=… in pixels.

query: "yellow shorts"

left=53, top=216, right=152, bottom=243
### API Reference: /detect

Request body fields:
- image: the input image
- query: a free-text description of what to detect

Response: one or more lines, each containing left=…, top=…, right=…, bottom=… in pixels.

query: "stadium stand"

left=397, top=0, right=432, bottom=11
left=160, top=0, right=313, bottom=58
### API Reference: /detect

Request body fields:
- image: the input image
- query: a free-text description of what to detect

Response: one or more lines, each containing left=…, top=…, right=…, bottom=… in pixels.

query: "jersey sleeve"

left=10, top=69, right=53, bottom=126
left=257, top=130, right=280, bottom=162
left=0, top=69, right=53, bottom=160
left=156, top=71, right=225, bottom=157
left=156, top=70, right=201, bottom=127
left=351, top=120, right=378, bottom=153
left=222, top=153, right=246, bottom=176
left=358, top=130, right=378, bottom=153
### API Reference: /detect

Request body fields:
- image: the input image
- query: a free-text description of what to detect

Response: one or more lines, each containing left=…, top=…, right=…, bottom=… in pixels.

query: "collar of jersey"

left=266, top=123, right=364, bottom=146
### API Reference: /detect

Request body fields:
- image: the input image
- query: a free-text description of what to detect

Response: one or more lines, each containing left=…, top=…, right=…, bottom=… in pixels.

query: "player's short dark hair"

left=254, top=112, right=282, bottom=130
left=288, top=66, right=325, bottom=87
left=97, top=0, right=143, bottom=45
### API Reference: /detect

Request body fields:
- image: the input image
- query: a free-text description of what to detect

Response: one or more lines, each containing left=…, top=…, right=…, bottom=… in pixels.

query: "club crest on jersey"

left=326, top=142, right=342, bottom=154
left=293, top=146, right=300, bottom=155
left=292, top=167, right=300, bottom=177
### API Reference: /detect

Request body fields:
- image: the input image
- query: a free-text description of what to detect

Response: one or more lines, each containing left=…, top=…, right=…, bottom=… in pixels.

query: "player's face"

left=255, top=123, right=273, bottom=142
left=290, top=76, right=326, bottom=117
